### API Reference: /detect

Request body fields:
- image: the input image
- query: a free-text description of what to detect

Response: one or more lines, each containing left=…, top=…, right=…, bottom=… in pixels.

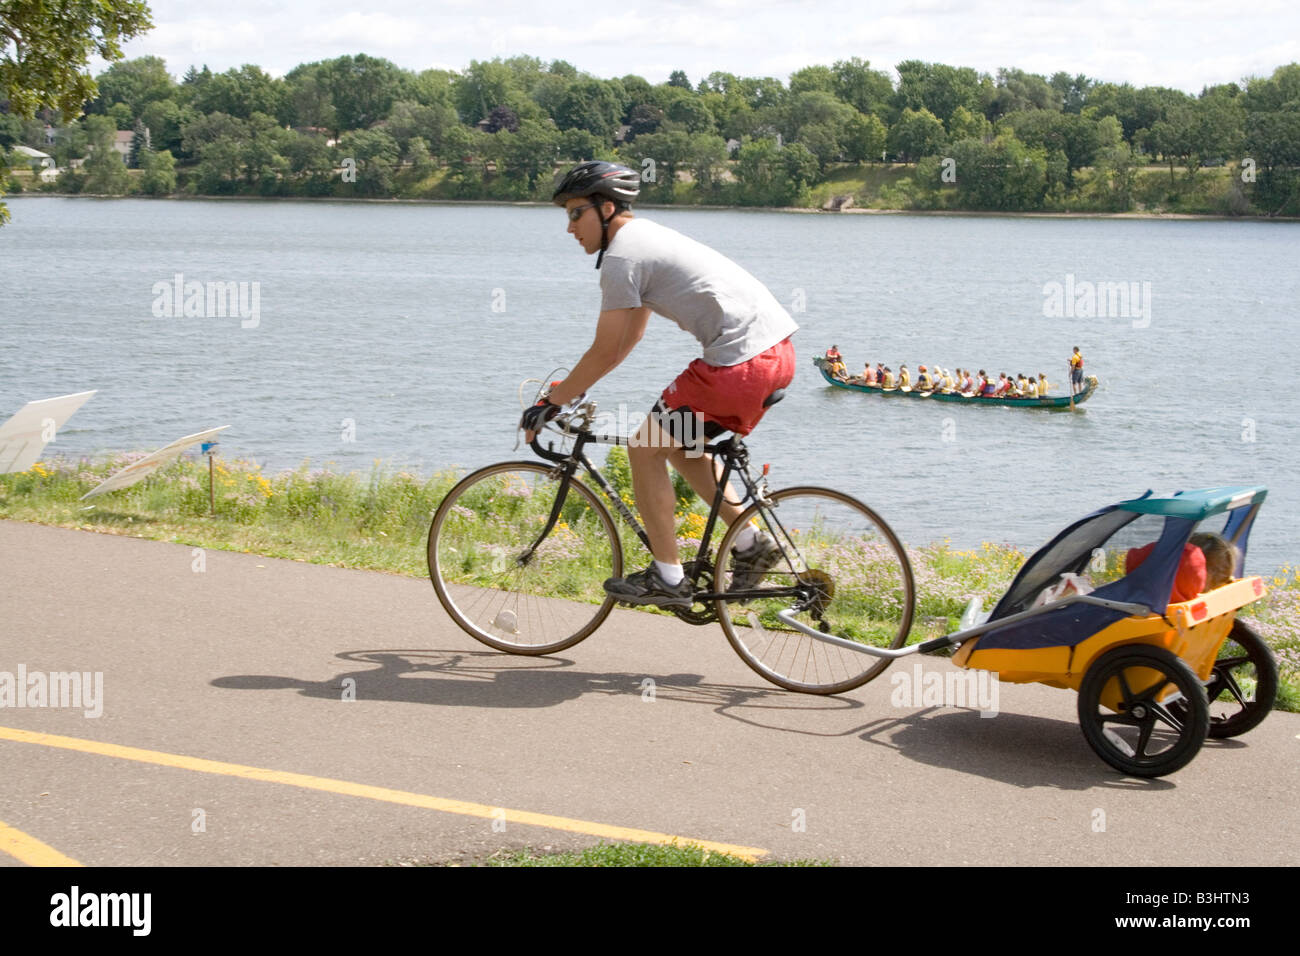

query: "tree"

left=453, top=58, right=518, bottom=125
left=484, top=105, right=519, bottom=133
left=621, top=128, right=688, bottom=201
left=492, top=118, right=559, bottom=196
left=888, top=107, right=947, bottom=161
left=894, top=61, right=985, bottom=129
left=1086, top=143, right=1138, bottom=211
left=1, top=0, right=152, bottom=223
left=1242, top=64, right=1300, bottom=215
left=82, top=116, right=131, bottom=194
left=1050, top=72, right=1094, bottom=114
left=668, top=70, right=691, bottom=90
left=554, top=79, right=622, bottom=140
left=987, top=67, right=1060, bottom=119
left=943, top=133, right=1047, bottom=211
left=140, top=97, right=192, bottom=156
left=127, top=117, right=150, bottom=167
left=734, top=136, right=813, bottom=206
left=788, top=65, right=836, bottom=96
left=626, top=103, right=664, bottom=140
left=832, top=57, right=893, bottom=117
left=139, top=147, right=175, bottom=194
left=282, top=61, right=338, bottom=130
left=91, top=55, right=174, bottom=120
left=843, top=112, right=887, bottom=162
left=323, top=54, right=407, bottom=134
left=192, top=65, right=285, bottom=121
left=684, top=132, right=729, bottom=195
left=0, top=0, right=153, bottom=117
left=339, top=127, right=399, bottom=196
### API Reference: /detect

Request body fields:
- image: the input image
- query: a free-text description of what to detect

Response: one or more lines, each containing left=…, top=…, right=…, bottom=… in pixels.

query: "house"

left=113, top=130, right=134, bottom=159
left=12, top=145, right=54, bottom=169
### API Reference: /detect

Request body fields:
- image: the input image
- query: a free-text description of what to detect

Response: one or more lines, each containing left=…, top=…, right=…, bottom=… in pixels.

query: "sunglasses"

left=566, top=202, right=599, bottom=222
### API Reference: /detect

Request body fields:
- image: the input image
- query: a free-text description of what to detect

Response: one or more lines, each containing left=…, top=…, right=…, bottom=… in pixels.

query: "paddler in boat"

left=825, top=345, right=847, bottom=379
left=898, top=364, right=911, bottom=389
left=882, top=366, right=896, bottom=388
left=916, top=365, right=933, bottom=391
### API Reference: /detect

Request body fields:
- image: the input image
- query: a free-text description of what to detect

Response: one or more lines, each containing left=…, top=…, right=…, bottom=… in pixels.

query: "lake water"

left=2, top=196, right=1298, bottom=572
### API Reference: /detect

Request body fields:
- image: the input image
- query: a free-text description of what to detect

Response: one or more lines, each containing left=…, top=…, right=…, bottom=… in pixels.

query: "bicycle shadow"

left=211, top=647, right=866, bottom=725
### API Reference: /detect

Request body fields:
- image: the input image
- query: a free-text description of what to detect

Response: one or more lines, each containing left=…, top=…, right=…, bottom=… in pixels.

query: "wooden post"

left=208, top=451, right=215, bottom=516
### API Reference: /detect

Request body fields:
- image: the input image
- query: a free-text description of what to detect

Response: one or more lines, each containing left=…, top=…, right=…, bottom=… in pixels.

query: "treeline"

left=2, top=54, right=1298, bottom=214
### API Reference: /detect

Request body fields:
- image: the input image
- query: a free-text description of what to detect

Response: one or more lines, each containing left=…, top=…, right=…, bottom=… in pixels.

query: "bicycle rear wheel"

left=428, top=461, right=622, bottom=655
left=715, top=486, right=915, bottom=694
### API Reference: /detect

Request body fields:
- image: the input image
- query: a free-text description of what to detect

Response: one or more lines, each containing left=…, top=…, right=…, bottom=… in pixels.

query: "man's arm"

left=548, top=306, right=651, bottom=406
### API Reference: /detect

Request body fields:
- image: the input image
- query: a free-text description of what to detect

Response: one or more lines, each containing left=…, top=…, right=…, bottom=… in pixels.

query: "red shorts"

left=656, top=336, right=795, bottom=439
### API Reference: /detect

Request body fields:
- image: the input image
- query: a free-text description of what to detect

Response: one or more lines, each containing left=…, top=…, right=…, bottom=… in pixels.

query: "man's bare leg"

left=628, top=416, right=685, bottom=565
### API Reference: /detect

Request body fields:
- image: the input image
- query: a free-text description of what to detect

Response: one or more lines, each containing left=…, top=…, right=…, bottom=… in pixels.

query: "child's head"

left=1191, top=531, right=1238, bottom=590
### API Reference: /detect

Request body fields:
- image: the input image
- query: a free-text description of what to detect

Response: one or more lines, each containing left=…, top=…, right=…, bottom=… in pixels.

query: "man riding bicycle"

left=521, top=160, right=798, bottom=609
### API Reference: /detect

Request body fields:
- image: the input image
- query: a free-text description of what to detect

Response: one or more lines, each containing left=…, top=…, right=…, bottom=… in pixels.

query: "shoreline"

left=8, top=191, right=1298, bottom=223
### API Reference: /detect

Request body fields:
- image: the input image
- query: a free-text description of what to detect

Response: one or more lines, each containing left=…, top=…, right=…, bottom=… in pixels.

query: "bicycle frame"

left=525, top=408, right=814, bottom=608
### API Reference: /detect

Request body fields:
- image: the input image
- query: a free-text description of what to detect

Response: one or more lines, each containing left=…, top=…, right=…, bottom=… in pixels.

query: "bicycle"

left=427, top=389, right=916, bottom=694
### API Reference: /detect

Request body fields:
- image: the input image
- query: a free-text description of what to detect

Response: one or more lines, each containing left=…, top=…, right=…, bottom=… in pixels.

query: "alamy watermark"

left=151, top=272, right=260, bottom=328
left=0, top=665, right=103, bottom=717
left=50, top=886, right=150, bottom=936
left=594, top=403, right=706, bottom=459
left=889, top=661, right=999, bottom=717
left=1042, top=273, right=1151, bottom=328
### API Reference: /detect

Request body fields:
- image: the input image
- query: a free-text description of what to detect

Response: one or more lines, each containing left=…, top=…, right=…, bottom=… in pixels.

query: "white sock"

left=732, top=525, right=758, bottom=552
left=654, top=560, right=684, bottom=586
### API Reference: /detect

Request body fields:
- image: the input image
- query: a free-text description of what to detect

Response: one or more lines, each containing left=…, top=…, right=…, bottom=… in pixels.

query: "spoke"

left=1135, top=718, right=1155, bottom=758
left=1219, top=671, right=1249, bottom=707
left=1099, top=711, right=1141, bottom=727
left=1149, top=701, right=1183, bottom=733
left=1129, top=672, right=1175, bottom=702
left=1114, top=669, right=1136, bottom=707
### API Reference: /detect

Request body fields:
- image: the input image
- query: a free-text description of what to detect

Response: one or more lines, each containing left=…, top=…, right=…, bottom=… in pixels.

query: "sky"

left=92, top=0, right=1299, bottom=93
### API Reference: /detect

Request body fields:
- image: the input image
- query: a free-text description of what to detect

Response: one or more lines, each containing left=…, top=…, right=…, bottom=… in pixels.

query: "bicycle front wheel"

left=716, top=486, right=915, bottom=694
left=428, top=461, right=622, bottom=655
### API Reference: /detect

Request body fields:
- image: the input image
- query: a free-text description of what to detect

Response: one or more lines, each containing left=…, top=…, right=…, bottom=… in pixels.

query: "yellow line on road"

left=0, top=819, right=83, bottom=867
left=0, top=726, right=768, bottom=861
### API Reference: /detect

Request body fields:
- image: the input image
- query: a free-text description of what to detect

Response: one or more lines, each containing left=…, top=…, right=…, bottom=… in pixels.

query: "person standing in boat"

left=1069, top=347, right=1084, bottom=394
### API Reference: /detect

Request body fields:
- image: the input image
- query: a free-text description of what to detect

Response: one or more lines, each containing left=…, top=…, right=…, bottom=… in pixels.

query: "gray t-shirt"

left=598, top=217, right=798, bottom=367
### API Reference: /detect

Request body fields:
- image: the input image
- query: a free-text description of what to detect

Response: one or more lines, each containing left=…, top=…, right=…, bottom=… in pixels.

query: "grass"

left=471, top=841, right=829, bottom=867
left=4, top=450, right=1298, bottom=710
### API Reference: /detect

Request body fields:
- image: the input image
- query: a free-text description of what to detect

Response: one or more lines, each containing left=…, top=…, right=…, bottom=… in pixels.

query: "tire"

left=1077, top=644, right=1209, bottom=777
left=714, top=486, right=915, bottom=695
left=1201, top=620, right=1277, bottom=738
left=428, top=461, right=622, bottom=655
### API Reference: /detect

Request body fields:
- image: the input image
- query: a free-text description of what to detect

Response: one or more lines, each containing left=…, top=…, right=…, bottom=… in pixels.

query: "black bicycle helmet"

left=552, top=160, right=641, bottom=205
left=552, top=161, right=641, bottom=269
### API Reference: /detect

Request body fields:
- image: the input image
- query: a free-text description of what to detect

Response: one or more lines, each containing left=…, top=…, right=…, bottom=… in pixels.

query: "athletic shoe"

left=604, top=564, right=694, bottom=608
left=730, top=531, right=783, bottom=594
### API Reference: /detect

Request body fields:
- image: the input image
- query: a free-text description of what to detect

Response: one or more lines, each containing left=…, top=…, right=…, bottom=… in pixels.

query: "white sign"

left=81, top=426, right=230, bottom=499
left=0, top=391, right=97, bottom=474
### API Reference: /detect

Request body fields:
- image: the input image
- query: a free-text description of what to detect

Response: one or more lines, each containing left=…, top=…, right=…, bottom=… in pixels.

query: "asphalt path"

left=1, top=519, right=1296, bottom=867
